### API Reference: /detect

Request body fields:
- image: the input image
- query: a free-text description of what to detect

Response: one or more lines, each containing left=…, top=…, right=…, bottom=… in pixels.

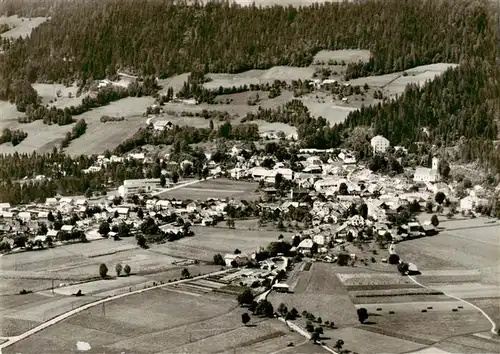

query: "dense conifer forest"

left=0, top=0, right=495, bottom=84
left=0, top=0, right=498, bottom=203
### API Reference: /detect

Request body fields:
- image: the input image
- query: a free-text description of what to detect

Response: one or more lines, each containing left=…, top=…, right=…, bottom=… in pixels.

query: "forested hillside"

left=0, top=0, right=498, bottom=183
left=0, top=0, right=495, bottom=85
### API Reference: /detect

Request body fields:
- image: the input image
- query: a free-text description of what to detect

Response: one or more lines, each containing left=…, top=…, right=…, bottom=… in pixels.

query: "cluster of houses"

left=1, top=131, right=496, bottom=259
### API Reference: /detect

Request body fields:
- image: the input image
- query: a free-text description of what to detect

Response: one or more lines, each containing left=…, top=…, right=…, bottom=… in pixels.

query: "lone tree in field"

left=425, top=200, right=434, bottom=213
left=99, top=263, right=108, bottom=279
left=124, top=264, right=131, bottom=276
left=305, top=321, right=314, bottom=333
left=431, top=214, right=439, bottom=227
left=98, top=221, right=110, bottom=236
left=357, top=308, right=369, bottom=324
left=237, top=288, right=254, bottom=306
left=213, top=253, right=225, bottom=266
left=435, top=191, right=446, bottom=205
left=255, top=300, right=274, bottom=317
left=310, top=331, right=320, bottom=343
left=115, top=263, right=122, bottom=277
left=226, top=218, right=235, bottom=229
left=181, top=268, right=190, bottom=278
left=398, top=262, right=409, bottom=275
left=388, top=254, right=400, bottom=265
left=334, top=339, right=344, bottom=351
left=278, top=303, right=288, bottom=316
left=241, top=312, right=251, bottom=326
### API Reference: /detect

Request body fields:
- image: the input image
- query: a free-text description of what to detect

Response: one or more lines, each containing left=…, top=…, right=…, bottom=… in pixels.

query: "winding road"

left=0, top=269, right=231, bottom=350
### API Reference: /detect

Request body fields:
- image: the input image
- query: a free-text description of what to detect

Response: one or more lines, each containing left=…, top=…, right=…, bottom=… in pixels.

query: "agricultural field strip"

left=152, top=175, right=216, bottom=197
left=0, top=269, right=232, bottom=350
left=174, top=187, right=246, bottom=194
left=408, top=275, right=498, bottom=334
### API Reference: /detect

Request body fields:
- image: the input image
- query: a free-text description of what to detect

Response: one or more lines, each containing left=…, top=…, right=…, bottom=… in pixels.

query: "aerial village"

left=0, top=133, right=495, bottom=267
left=1, top=122, right=499, bottom=354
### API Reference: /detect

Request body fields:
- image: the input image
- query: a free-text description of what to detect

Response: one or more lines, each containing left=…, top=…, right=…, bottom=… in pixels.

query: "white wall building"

left=118, top=179, right=161, bottom=198
left=371, top=135, right=390, bottom=153
left=413, top=157, right=440, bottom=183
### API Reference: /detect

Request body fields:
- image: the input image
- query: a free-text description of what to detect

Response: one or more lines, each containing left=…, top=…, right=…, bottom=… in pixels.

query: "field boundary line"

left=152, top=175, right=217, bottom=197
left=408, top=275, right=497, bottom=334
left=0, top=269, right=231, bottom=350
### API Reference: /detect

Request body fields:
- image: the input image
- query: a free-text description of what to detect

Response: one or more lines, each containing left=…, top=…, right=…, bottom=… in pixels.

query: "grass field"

left=269, top=262, right=359, bottom=328
left=0, top=16, right=47, bottom=38
left=2, top=287, right=302, bottom=354
left=360, top=305, right=490, bottom=344
left=397, top=222, right=500, bottom=271
left=0, top=292, right=99, bottom=337
left=152, top=226, right=292, bottom=261
left=332, top=327, right=425, bottom=354
left=204, top=66, right=316, bottom=90
left=64, top=96, right=155, bottom=156
left=349, top=63, right=458, bottom=98
left=158, top=178, right=260, bottom=201
left=0, top=53, right=456, bottom=155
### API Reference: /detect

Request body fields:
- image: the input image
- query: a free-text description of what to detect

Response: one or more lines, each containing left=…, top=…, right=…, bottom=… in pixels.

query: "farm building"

left=370, top=135, right=390, bottom=153
left=297, top=239, right=314, bottom=256
left=153, top=120, right=173, bottom=131
left=272, top=283, right=290, bottom=293
left=224, top=254, right=249, bottom=267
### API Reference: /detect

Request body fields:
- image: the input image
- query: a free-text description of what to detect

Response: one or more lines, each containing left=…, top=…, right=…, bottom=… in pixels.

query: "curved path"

left=408, top=275, right=497, bottom=334
left=0, top=269, right=231, bottom=350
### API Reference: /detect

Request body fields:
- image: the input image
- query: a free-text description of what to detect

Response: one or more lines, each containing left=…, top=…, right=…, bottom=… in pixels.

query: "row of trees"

left=0, top=150, right=149, bottom=204
left=60, top=119, right=87, bottom=148
left=0, top=128, right=28, bottom=146
left=99, top=263, right=131, bottom=279
left=114, top=121, right=259, bottom=155
left=16, top=78, right=160, bottom=127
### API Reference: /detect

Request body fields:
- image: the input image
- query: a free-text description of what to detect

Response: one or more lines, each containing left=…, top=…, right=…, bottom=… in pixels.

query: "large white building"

left=371, top=135, right=390, bottom=153
left=118, top=179, right=161, bottom=198
left=413, top=157, right=440, bottom=183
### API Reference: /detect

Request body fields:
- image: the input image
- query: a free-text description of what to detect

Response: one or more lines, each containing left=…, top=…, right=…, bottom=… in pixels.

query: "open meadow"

left=349, top=63, right=459, bottom=98
left=152, top=226, right=293, bottom=262
left=0, top=46, right=457, bottom=156
left=2, top=286, right=308, bottom=354
left=269, top=262, right=359, bottom=328
left=158, top=178, right=261, bottom=201
left=0, top=15, right=47, bottom=38
left=397, top=218, right=500, bottom=272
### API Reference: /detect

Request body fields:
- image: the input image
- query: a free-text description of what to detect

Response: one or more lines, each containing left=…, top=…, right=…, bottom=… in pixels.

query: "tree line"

left=0, top=0, right=494, bottom=87
left=114, top=121, right=259, bottom=155
left=0, top=151, right=146, bottom=204
left=0, top=128, right=28, bottom=146
left=16, top=77, right=160, bottom=126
